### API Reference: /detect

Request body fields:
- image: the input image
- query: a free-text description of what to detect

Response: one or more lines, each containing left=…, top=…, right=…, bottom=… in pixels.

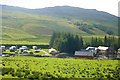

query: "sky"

left=0, top=0, right=120, bottom=16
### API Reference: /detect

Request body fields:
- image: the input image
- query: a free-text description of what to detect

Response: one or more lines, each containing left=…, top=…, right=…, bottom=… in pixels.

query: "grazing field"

left=1, top=56, right=120, bottom=79
left=1, top=39, right=49, bottom=45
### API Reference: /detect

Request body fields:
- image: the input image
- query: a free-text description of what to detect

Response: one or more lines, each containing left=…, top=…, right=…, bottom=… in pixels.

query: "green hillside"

left=0, top=5, right=118, bottom=44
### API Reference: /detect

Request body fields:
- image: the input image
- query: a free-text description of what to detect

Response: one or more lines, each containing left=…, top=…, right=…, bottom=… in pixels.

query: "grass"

left=2, top=10, right=87, bottom=42
left=2, top=49, right=15, bottom=54
left=1, top=9, right=118, bottom=43
left=1, top=40, right=49, bottom=45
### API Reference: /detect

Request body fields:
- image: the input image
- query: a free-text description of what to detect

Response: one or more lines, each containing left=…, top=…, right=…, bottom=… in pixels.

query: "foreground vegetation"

left=1, top=56, right=120, bottom=79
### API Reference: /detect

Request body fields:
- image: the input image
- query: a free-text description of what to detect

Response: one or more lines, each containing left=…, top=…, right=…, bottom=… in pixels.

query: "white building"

left=86, top=47, right=98, bottom=54
left=117, top=48, right=120, bottom=58
left=97, top=46, right=109, bottom=51
left=97, top=46, right=114, bottom=59
left=118, top=48, right=120, bottom=53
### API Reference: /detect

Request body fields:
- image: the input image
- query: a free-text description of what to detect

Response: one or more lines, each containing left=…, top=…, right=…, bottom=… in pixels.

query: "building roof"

left=81, top=49, right=88, bottom=51
left=75, top=51, right=94, bottom=56
left=86, top=47, right=97, bottom=51
left=98, top=46, right=109, bottom=50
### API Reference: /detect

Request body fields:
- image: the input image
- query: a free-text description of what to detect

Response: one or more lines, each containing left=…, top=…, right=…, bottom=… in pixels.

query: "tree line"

left=87, top=36, right=119, bottom=50
left=49, top=32, right=120, bottom=54
left=49, top=32, right=83, bottom=54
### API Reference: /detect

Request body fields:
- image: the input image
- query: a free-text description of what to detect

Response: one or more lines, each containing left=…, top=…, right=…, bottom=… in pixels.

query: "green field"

left=1, top=56, right=120, bottom=79
left=1, top=40, right=49, bottom=45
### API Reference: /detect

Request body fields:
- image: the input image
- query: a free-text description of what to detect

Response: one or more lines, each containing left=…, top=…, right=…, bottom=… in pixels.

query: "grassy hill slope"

left=1, top=10, right=87, bottom=44
left=0, top=5, right=118, bottom=44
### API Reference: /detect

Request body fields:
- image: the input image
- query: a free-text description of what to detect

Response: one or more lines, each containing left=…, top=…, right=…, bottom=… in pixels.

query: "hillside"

left=0, top=5, right=118, bottom=44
